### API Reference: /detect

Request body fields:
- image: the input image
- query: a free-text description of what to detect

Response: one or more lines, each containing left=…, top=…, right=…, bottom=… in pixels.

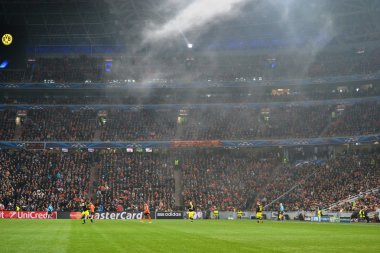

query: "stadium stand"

left=94, top=151, right=175, bottom=212
left=0, top=149, right=379, bottom=213
left=1, top=30, right=380, bottom=216
left=1, top=1, right=380, bottom=252
left=10, top=49, right=378, bottom=83
left=0, top=110, right=16, bottom=140
left=0, top=101, right=377, bottom=141
left=0, top=150, right=91, bottom=211
left=20, top=108, right=97, bottom=141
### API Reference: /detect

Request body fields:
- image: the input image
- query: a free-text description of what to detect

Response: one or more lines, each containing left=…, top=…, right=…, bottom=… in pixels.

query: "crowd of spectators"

left=0, top=150, right=92, bottom=211
left=175, top=105, right=332, bottom=140
left=180, top=150, right=380, bottom=212
left=0, top=149, right=378, bottom=213
left=329, top=190, right=380, bottom=213
left=0, top=149, right=176, bottom=212
left=1, top=85, right=379, bottom=105
left=93, top=151, right=175, bottom=212
left=20, top=108, right=97, bottom=141
left=99, top=109, right=176, bottom=141
left=0, top=102, right=377, bottom=141
left=0, top=110, right=16, bottom=140
left=274, top=154, right=379, bottom=211
left=325, top=103, right=380, bottom=137
left=181, top=151, right=280, bottom=211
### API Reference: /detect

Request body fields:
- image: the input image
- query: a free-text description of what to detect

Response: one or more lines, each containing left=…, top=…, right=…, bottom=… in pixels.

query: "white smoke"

left=143, top=0, right=249, bottom=43
left=105, top=0, right=336, bottom=84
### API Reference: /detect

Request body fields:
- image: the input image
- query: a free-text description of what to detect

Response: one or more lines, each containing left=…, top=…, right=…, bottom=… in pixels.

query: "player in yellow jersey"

left=80, top=200, right=90, bottom=224
left=256, top=201, right=263, bottom=223
left=188, top=201, right=195, bottom=222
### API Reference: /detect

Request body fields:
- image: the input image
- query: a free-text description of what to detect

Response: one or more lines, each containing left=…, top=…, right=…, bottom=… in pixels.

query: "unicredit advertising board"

left=0, top=211, right=57, bottom=219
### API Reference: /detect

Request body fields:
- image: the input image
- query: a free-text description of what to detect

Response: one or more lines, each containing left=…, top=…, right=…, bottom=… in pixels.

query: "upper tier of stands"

left=1, top=49, right=380, bottom=84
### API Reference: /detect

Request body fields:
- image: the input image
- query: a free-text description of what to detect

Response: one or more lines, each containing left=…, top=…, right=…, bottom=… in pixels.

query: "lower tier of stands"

left=0, top=149, right=379, bottom=213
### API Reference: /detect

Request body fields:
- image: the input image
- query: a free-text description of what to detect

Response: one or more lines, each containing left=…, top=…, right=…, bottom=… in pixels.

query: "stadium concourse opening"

left=0, top=0, right=380, bottom=252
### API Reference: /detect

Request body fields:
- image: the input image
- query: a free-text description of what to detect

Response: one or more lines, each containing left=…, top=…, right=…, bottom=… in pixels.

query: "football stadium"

left=0, top=0, right=379, bottom=252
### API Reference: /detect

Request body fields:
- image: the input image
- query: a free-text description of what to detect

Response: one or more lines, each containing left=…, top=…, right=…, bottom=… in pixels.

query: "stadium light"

left=187, top=43, right=193, bottom=49
left=0, top=60, right=9, bottom=69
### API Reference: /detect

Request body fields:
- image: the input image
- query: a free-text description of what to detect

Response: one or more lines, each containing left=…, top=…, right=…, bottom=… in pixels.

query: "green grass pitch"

left=0, top=219, right=379, bottom=253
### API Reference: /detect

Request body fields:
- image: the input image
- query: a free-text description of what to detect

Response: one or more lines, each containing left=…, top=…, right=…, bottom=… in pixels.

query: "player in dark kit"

left=256, top=201, right=263, bottom=223
left=188, top=201, right=195, bottom=222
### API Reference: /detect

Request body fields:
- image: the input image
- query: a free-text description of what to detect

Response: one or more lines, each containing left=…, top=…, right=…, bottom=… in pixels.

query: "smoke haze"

left=143, top=0, right=249, bottom=43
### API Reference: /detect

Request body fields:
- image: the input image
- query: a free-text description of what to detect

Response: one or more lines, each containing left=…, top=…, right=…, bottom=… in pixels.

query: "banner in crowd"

left=0, top=211, right=57, bottom=219
left=155, top=211, right=184, bottom=219
left=171, top=140, right=222, bottom=148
